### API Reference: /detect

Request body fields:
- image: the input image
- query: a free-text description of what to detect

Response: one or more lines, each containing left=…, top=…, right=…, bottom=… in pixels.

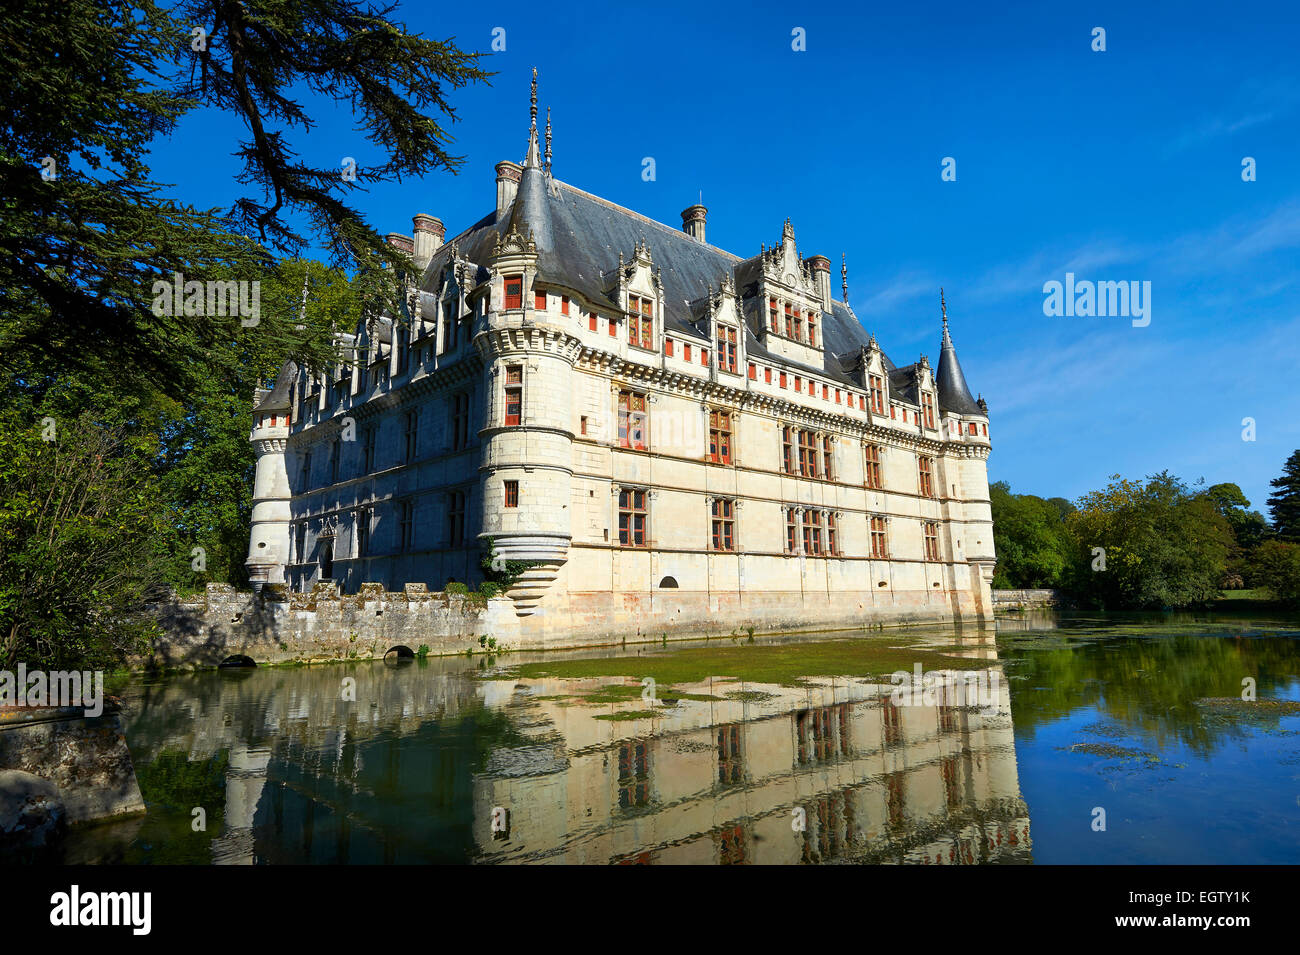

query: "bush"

left=445, top=581, right=470, bottom=596
left=478, top=581, right=503, bottom=599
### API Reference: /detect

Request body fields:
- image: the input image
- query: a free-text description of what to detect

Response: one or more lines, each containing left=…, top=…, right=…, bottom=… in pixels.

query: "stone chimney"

left=680, top=204, right=707, bottom=243
left=496, top=161, right=522, bottom=216
left=807, top=255, right=832, bottom=310
left=385, top=232, right=414, bottom=255
left=412, top=214, right=444, bottom=271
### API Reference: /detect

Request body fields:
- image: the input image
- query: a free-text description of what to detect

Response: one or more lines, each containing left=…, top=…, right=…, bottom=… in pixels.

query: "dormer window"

left=716, top=325, right=738, bottom=373
left=784, top=303, right=793, bottom=338
left=504, top=275, right=522, bottom=310
left=921, top=392, right=936, bottom=429
left=869, top=375, right=885, bottom=414
left=793, top=308, right=803, bottom=341
left=628, top=294, right=653, bottom=349
left=769, top=298, right=778, bottom=332
left=808, top=312, right=817, bottom=347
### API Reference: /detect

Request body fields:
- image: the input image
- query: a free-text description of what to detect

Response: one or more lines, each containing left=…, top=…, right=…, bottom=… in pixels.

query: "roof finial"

left=941, top=287, right=952, bottom=345
left=544, top=106, right=552, bottom=172
left=523, top=68, right=542, bottom=168
left=841, top=253, right=849, bottom=303
left=530, top=67, right=538, bottom=131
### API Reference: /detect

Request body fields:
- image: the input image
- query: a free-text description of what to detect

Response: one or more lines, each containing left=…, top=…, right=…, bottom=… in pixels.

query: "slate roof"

left=936, top=325, right=982, bottom=414
left=254, top=359, right=299, bottom=412
left=415, top=144, right=982, bottom=410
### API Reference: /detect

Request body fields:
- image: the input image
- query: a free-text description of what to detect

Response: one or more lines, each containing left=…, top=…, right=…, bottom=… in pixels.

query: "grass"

left=500, top=634, right=994, bottom=690
left=593, top=710, right=658, bottom=722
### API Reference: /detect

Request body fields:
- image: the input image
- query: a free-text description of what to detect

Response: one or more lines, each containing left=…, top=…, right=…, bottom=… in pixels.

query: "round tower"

left=246, top=367, right=296, bottom=590
left=474, top=223, right=580, bottom=615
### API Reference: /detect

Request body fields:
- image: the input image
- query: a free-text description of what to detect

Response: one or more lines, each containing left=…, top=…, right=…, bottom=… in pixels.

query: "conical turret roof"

left=935, top=297, right=982, bottom=415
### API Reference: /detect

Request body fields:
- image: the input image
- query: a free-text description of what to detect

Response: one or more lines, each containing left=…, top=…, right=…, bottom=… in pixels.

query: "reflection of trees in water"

left=92, top=661, right=532, bottom=864
left=1004, top=628, right=1300, bottom=755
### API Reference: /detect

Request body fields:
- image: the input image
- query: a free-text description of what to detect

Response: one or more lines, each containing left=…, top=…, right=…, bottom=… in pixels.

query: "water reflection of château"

left=104, top=640, right=1030, bottom=865
left=473, top=655, right=1030, bottom=864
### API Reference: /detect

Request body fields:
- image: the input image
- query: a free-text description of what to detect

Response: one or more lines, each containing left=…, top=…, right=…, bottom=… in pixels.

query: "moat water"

left=54, top=611, right=1300, bottom=864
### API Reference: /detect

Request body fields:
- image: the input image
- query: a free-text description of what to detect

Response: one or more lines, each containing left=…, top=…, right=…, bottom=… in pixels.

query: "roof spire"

left=841, top=253, right=849, bottom=303
left=524, top=68, right=541, bottom=168
left=941, top=286, right=951, bottom=344
left=530, top=67, right=538, bottom=130
left=544, top=106, right=552, bottom=173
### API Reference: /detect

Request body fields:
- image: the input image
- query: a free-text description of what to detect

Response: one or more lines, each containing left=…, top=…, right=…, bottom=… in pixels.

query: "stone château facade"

left=245, top=77, right=996, bottom=645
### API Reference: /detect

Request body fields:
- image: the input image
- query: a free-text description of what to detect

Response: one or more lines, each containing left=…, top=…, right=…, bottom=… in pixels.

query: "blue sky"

left=148, top=0, right=1300, bottom=512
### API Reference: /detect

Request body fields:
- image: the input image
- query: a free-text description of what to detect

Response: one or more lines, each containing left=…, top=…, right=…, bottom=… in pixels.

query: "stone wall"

left=0, top=703, right=145, bottom=840
left=991, top=589, right=1060, bottom=610
left=149, top=574, right=996, bottom=670
left=146, top=582, right=519, bottom=668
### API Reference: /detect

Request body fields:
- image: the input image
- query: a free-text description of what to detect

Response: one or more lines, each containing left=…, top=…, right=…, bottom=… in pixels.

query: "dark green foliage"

left=1267, top=450, right=1300, bottom=543
left=0, top=0, right=488, bottom=403
left=989, top=481, right=1072, bottom=589
left=0, top=412, right=167, bottom=670
left=1249, top=541, right=1300, bottom=606
left=0, top=0, right=487, bottom=667
left=174, top=0, right=491, bottom=267
left=1066, top=472, right=1234, bottom=610
left=479, top=537, right=545, bottom=590
left=1199, top=482, right=1271, bottom=585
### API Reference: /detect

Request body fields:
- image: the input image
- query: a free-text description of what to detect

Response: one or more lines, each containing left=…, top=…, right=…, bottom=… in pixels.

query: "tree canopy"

left=0, top=0, right=489, bottom=668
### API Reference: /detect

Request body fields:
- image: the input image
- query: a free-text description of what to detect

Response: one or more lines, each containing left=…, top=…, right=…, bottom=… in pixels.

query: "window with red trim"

left=504, top=275, right=522, bottom=310
left=869, top=374, right=885, bottom=414
left=864, top=444, right=884, bottom=490
left=709, top=409, right=732, bottom=465
left=504, top=365, right=523, bottom=426
left=802, top=510, right=823, bottom=555
left=717, top=325, right=738, bottom=373
left=918, top=456, right=935, bottom=498
left=923, top=521, right=940, bottom=560
left=503, top=480, right=519, bottom=508
left=711, top=498, right=735, bottom=551
left=870, top=516, right=888, bottom=558
left=618, top=390, right=648, bottom=450
left=628, top=294, right=654, bottom=349
left=618, top=488, right=647, bottom=547
left=534, top=289, right=546, bottom=310
left=798, top=429, right=818, bottom=478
